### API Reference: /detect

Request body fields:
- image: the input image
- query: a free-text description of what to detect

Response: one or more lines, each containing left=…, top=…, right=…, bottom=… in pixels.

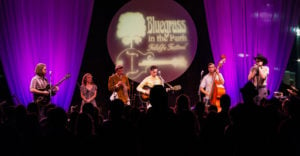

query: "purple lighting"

left=204, top=0, right=300, bottom=106
left=0, top=0, right=94, bottom=110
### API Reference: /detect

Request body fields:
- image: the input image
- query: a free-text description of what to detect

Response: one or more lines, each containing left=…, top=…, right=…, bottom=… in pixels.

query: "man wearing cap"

left=248, top=54, right=269, bottom=105
left=108, top=64, right=130, bottom=105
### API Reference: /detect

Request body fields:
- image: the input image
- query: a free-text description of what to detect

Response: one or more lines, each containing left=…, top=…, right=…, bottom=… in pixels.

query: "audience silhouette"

left=0, top=85, right=299, bottom=156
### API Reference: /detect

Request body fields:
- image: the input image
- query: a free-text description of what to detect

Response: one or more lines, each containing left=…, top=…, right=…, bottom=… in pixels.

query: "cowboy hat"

left=254, top=54, right=268, bottom=65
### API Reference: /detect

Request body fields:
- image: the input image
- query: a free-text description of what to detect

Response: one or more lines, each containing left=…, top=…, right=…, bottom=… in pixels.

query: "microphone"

left=158, top=70, right=161, bottom=76
left=201, top=70, right=204, bottom=76
left=49, top=70, right=52, bottom=75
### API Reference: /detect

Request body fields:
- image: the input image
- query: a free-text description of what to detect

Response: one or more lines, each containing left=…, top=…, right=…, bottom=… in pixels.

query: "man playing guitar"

left=136, top=65, right=163, bottom=109
left=30, top=63, right=59, bottom=117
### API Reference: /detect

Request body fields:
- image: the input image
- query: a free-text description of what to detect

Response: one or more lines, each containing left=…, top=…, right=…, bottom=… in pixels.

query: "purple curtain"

left=0, top=0, right=94, bottom=110
left=204, top=0, right=300, bottom=106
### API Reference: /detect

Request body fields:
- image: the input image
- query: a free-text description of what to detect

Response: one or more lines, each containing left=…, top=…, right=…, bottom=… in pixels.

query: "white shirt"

left=200, top=73, right=224, bottom=99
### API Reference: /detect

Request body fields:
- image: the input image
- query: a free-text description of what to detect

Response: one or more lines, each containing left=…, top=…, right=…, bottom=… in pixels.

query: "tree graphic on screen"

left=116, top=12, right=146, bottom=48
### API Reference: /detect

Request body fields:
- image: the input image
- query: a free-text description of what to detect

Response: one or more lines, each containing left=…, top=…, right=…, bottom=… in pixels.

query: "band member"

left=287, top=85, right=299, bottom=97
left=199, top=62, right=225, bottom=111
left=30, top=63, right=59, bottom=117
left=108, top=64, right=130, bottom=105
left=80, top=73, right=98, bottom=112
left=136, top=65, right=163, bottom=109
left=248, top=54, right=269, bottom=105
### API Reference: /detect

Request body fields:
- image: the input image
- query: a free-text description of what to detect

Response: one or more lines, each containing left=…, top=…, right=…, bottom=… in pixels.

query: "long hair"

left=81, top=73, right=93, bottom=86
left=35, top=63, right=46, bottom=76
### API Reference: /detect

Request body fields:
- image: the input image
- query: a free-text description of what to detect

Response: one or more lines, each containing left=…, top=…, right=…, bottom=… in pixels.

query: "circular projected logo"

left=107, top=0, right=197, bottom=82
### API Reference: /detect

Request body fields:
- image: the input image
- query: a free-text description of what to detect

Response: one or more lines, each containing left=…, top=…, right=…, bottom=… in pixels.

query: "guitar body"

left=139, top=85, right=182, bottom=103
left=34, top=73, right=70, bottom=105
left=139, top=86, right=151, bottom=103
left=34, top=93, right=50, bottom=105
left=34, top=85, right=57, bottom=104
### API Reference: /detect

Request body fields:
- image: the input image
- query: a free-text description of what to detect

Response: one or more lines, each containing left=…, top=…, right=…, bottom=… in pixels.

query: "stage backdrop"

left=0, top=0, right=94, bottom=111
left=204, top=0, right=300, bottom=105
left=107, top=0, right=198, bottom=83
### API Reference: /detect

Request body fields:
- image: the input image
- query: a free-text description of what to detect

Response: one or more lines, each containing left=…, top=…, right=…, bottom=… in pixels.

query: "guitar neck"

left=50, top=74, right=70, bottom=88
left=165, top=82, right=173, bottom=88
left=54, top=78, right=66, bottom=87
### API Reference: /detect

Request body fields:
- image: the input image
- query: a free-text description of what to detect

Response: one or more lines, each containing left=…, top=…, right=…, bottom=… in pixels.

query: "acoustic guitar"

left=34, top=73, right=71, bottom=104
left=139, top=85, right=182, bottom=103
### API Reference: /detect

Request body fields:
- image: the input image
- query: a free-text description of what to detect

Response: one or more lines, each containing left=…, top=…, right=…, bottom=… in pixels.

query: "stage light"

left=237, top=53, right=249, bottom=58
left=291, top=27, right=300, bottom=36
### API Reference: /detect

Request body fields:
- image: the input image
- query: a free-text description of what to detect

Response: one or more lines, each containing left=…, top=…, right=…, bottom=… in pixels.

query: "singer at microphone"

left=255, top=66, right=259, bottom=76
left=247, top=54, right=269, bottom=106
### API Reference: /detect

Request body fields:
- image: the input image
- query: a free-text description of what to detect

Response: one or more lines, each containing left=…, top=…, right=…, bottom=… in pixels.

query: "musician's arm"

left=80, top=86, right=88, bottom=102
left=259, top=66, right=269, bottom=80
left=52, top=86, right=59, bottom=95
left=108, top=76, right=116, bottom=92
left=248, top=67, right=256, bottom=80
left=137, top=78, right=148, bottom=94
left=80, top=91, right=88, bottom=102
left=200, top=87, right=209, bottom=96
left=125, top=77, right=130, bottom=91
left=88, top=89, right=97, bottom=102
left=199, top=78, right=209, bottom=96
left=216, top=73, right=225, bottom=85
left=30, top=78, right=49, bottom=95
left=30, top=88, right=49, bottom=95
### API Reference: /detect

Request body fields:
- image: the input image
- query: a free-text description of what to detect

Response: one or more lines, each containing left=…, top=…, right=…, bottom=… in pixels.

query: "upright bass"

left=210, top=55, right=226, bottom=112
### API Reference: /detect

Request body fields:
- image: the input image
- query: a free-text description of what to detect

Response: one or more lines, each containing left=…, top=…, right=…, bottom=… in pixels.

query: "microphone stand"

left=198, top=71, right=204, bottom=103
left=256, top=67, right=260, bottom=90
left=158, top=71, right=174, bottom=89
left=130, top=80, right=135, bottom=106
left=158, top=71, right=165, bottom=87
left=49, top=71, right=52, bottom=104
left=113, top=78, right=117, bottom=100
